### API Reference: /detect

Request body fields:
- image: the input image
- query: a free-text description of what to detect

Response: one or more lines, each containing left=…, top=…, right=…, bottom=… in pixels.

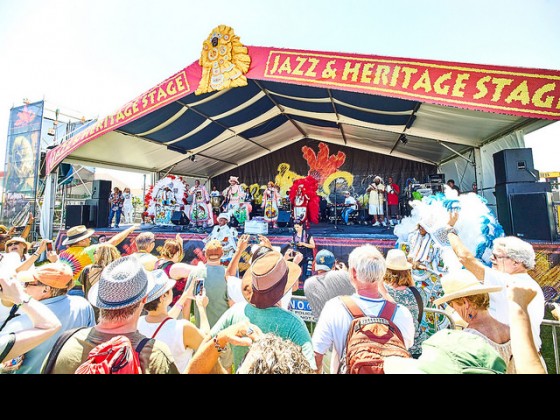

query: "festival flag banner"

left=2, top=101, right=44, bottom=225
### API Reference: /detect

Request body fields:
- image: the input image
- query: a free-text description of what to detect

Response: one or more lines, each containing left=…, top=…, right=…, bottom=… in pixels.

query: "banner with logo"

left=2, top=101, right=44, bottom=225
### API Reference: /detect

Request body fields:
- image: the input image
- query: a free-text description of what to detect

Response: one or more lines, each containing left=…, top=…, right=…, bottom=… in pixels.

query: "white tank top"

left=137, top=316, right=194, bottom=373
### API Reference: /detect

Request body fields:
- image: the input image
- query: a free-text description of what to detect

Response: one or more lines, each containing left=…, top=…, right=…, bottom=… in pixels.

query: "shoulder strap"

left=378, top=301, right=406, bottom=344
left=408, top=286, right=424, bottom=325
left=151, top=317, right=173, bottom=339
left=0, top=304, right=20, bottom=332
left=135, top=337, right=151, bottom=354
left=339, top=295, right=365, bottom=318
left=41, top=327, right=87, bottom=374
left=0, top=332, right=16, bottom=361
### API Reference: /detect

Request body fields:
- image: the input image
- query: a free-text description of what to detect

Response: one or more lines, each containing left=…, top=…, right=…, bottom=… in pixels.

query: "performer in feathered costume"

left=393, top=185, right=504, bottom=339
left=289, top=176, right=319, bottom=230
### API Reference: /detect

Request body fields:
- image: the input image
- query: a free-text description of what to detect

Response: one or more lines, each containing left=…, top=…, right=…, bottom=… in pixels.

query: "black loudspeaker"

left=65, top=205, right=92, bottom=229
left=494, top=182, right=552, bottom=235
left=509, top=192, right=557, bottom=241
left=171, top=211, right=189, bottom=225
left=92, top=180, right=112, bottom=199
left=85, top=199, right=110, bottom=228
left=493, top=148, right=537, bottom=184
left=277, top=210, right=292, bottom=227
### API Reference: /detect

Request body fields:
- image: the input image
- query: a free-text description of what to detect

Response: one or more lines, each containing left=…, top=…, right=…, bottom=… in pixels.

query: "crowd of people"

left=0, top=191, right=556, bottom=374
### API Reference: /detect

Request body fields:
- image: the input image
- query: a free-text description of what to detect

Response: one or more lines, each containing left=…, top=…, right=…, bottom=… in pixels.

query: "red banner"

left=46, top=45, right=560, bottom=174
left=245, top=47, right=560, bottom=121
left=45, top=68, right=196, bottom=174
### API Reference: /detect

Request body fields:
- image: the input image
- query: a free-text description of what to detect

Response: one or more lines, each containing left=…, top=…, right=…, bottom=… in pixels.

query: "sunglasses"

left=490, top=253, right=509, bottom=261
left=24, top=282, right=42, bottom=287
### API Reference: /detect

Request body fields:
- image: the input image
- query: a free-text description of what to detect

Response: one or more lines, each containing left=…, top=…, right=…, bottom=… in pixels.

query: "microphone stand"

left=333, top=179, right=340, bottom=230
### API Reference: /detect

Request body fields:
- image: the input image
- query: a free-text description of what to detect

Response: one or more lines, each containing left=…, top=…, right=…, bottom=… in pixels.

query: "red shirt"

left=387, top=183, right=400, bottom=206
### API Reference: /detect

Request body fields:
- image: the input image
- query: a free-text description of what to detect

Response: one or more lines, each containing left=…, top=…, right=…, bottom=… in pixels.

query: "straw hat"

left=88, top=256, right=154, bottom=309
left=5, top=236, right=30, bottom=253
left=62, top=225, right=95, bottom=246
left=386, top=249, right=412, bottom=271
left=433, top=270, right=503, bottom=306
left=242, top=247, right=301, bottom=309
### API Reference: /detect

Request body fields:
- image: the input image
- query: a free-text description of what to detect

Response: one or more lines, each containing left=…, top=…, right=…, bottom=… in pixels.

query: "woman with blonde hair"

left=434, top=269, right=515, bottom=373
left=77, top=243, right=121, bottom=321
left=383, top=249, right=426, bottom=358
left=122, top=187, right=135, bottom=224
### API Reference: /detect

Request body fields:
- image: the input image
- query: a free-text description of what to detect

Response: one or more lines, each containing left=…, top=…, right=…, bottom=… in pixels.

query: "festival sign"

left=245, top=46, right=560, bottom=120
left=45, top=68, right=194, bottom=174
left=46, top=42, right=560, bottom=175
left=2, top=101, right=44, bottom=225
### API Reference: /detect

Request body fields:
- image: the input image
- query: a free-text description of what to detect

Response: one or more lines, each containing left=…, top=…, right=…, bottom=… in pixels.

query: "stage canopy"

left=46, top=27, right=560, bottom=185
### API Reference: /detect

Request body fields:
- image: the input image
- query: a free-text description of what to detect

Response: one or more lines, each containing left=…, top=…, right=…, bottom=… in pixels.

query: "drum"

left=210, top=196, right=223, bottom=213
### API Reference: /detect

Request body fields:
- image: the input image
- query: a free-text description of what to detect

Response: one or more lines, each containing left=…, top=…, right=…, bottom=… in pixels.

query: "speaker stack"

left=85, top=180, right=112, bottom=228
left=65, top=205, right=92, bottom=229
left=493, top=148, right=557, bottom=241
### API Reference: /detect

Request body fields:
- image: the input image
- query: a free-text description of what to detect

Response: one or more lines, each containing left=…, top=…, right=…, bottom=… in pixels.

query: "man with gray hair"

left=132, top=232, right=158, bottom=271
left=448, top=218, right=545, bottom=352
left=312, top=244, right=414, bottom=373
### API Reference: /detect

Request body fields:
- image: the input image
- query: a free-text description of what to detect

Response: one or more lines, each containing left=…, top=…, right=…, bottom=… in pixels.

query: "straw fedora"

left=5, top=236, right=30, bottom=253
left=386, top=249, right=412, bottom=271
left=146, top=269, right=176, bottom=303
left=433, top=270, right=503, bottom=306
left=242, top=247, right=301, bottom=309
left=88, top=255, right=155, bottom=309
left=62, top=225, right=95, bottom=246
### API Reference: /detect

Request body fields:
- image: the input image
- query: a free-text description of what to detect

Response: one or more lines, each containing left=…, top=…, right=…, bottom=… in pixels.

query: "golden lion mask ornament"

left=195, top=25, right=251, bottom=95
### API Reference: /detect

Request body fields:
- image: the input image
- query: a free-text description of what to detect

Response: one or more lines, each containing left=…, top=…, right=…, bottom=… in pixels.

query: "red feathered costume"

left=289, top=176, right=319, bottom=230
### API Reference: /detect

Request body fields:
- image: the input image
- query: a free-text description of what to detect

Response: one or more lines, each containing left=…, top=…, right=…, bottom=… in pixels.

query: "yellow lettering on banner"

left=451, top=73, right=470, bottom=97
left=175, top=76, right=185, bottom=92
left=278, top=57, right=293, bottom=74
left=293, top=57, right=307, bottom=76
left=400, top=67, right=418, bottom=88
left=473, top=75, right=491, bottom=99
left=147, top=90, right=157, bottom=105
left=306, top=58, right=319, bottom=77
left=157, top=87, right=168, bottom=101
left=505, top=80, right=530, bottom=105
left=360, top=63, right=375, bottom=83
left=322, top=60, right=337, bottom=79
left=343, top=61, right=361, bottom=82
left=124, top=104, right=133, bottom=117
left=115, top=111, right=126, bottom=123
left=413, top=69, right=433, bottom=92
left=389, top=66, right=401, bottom=87
left=269, top=55, right=280, bottom=75
left=166, top=81, right=177, bottom=95
left=373, top=65, right=390, bottom=85
left=490, top=77, right=513, bottom=102
left=142, top=96, right=148, bottom=108
left=434, top=72, right=452, bottom=95
left=532, top=82, right=556, bottom=108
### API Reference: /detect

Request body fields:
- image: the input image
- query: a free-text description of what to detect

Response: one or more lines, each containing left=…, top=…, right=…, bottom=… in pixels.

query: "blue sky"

left=1, top=0, right=559, bottom=185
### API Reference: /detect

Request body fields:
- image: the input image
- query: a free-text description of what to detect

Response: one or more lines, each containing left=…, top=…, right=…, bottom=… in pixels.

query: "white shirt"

left=484, top=267, right=545, bottom=350
left=312, top=293, right=414, bottom=373
left=137, top=316, right=194, bottom=373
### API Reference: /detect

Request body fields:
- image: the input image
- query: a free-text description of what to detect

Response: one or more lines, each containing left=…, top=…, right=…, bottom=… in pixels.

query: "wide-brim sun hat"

left=217, top=212, right=230, bottom=222
left=386, top=249, right=412, bottom=271
left=5, top=236, right=30, bottom=253
left=433, top=269, right=503, bottom=306
left=88, top=255, right=155, bottom=310
left=62, top=225, right=95, bottom=246
left=146, top=269, right=176, bottom=303
left=242, top=247, right=301, bottom=309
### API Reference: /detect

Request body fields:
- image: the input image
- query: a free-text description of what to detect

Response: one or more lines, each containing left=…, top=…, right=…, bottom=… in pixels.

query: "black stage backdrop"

left=211, top=139, right=435, bottom=205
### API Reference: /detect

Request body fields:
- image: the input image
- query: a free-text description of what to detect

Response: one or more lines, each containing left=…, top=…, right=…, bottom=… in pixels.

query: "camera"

left=194, top=278, right=205, bottom=296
